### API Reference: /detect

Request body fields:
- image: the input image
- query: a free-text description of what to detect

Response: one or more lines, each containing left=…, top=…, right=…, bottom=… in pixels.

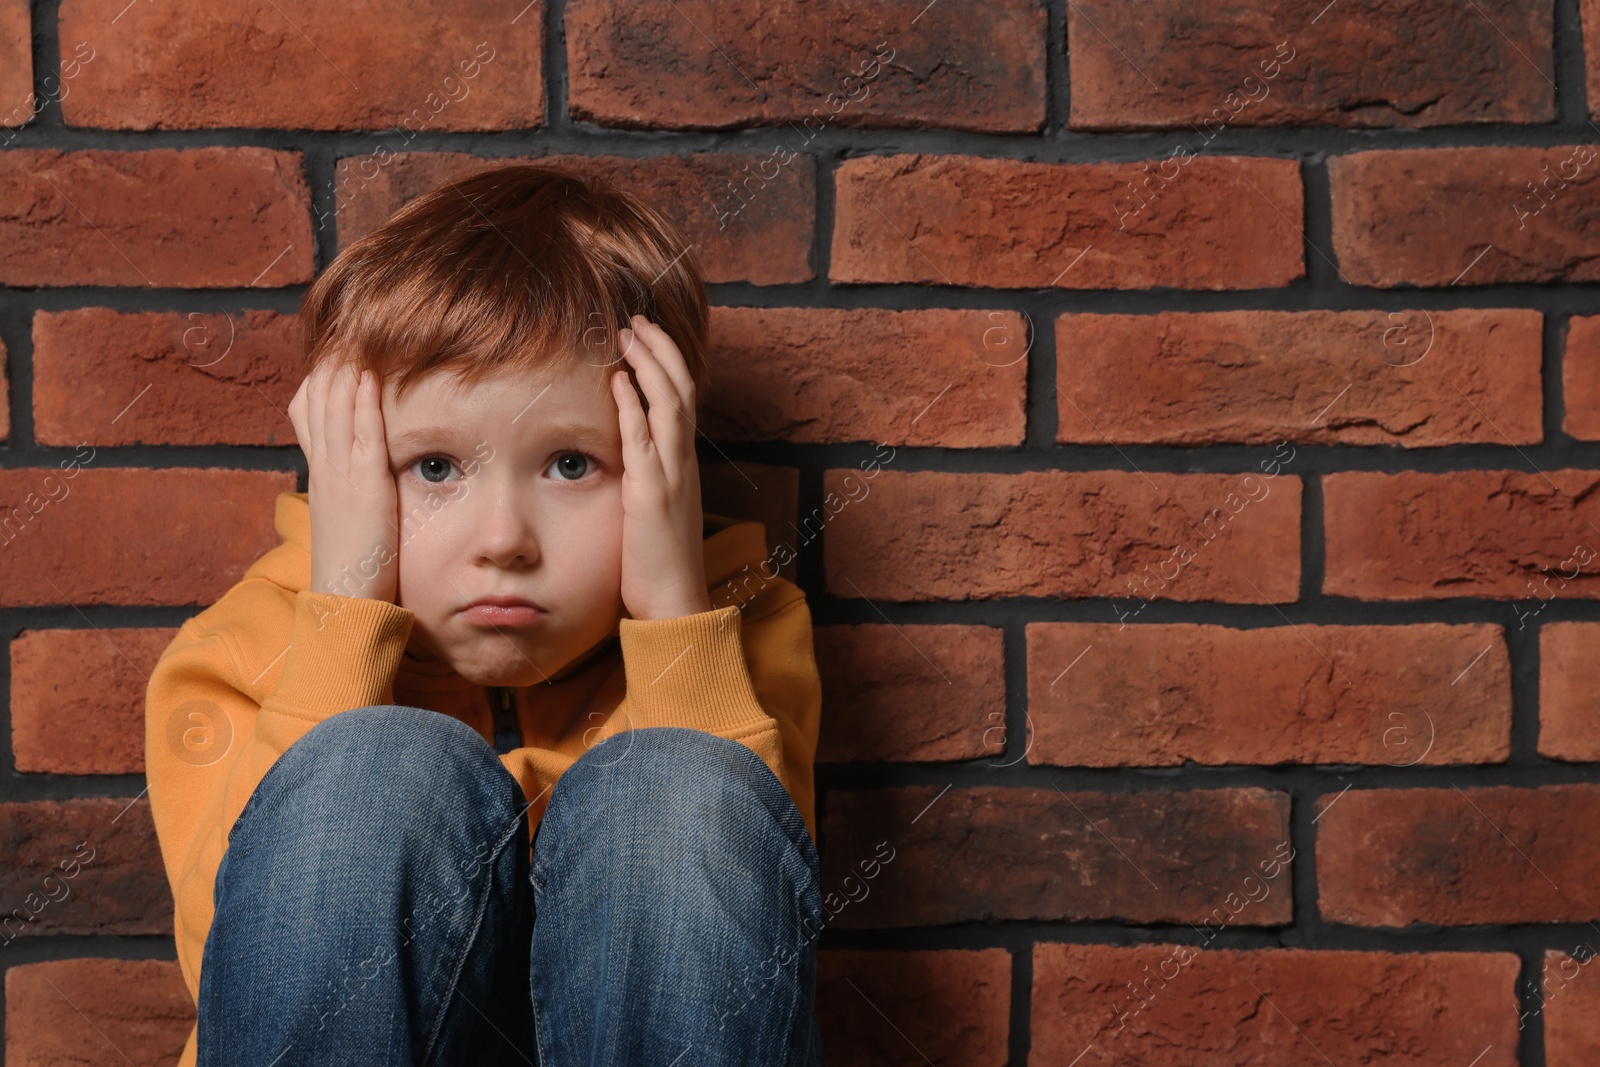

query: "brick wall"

left=3, top=0, right=1600, bottom=1064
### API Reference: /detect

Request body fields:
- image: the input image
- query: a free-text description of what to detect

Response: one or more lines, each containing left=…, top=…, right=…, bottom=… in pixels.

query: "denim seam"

left=530, top=953, right=551, bottom=1067
left=419, top=796, right=530, bottom=1065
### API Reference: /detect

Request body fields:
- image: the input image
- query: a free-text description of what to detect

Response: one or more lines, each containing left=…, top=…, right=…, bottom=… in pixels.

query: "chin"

left=458, top=653, right=554, bottom=688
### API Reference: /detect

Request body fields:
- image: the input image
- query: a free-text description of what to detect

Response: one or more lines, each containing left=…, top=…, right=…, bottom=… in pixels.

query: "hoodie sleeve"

left=143, top=585, right=414, bottom=1002
left=614, top=599, right=822, bottom=843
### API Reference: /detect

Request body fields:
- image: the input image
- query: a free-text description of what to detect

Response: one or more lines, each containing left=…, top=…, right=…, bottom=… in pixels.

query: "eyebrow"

left=387, top=422, right=619, bottom=454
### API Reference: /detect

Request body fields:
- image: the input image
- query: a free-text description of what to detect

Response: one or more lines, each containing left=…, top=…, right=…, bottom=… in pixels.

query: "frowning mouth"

left=459, top=595, right=547, bottom=627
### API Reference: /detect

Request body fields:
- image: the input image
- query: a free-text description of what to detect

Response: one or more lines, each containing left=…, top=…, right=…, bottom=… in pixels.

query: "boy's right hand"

left=286, top=359, right=400, bottom=605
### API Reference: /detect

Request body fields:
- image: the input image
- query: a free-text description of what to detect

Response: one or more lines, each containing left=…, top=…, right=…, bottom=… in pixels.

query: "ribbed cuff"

left=617, top=605, right=772, bottom=732
left=270, top=590, right=416, bottom=720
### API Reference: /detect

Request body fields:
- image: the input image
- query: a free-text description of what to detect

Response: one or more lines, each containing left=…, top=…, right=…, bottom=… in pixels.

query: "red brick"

left=706, top=307, right=1027, bottom=446
left=566, top=0, right=1044, bottom=133
left=814, top=624, right=1004, bottom=763
left=699, top=460, right=800, bottom=585
left=1584, top=0, right=1600, bottom=120
left=1544, top=947, right=1600, bottom=1065
left=1057, top=309, right=1542, bottom=446
left=0, top=148, right=312, bottom=288
left=331, top=151, right=814, bottom=286
left=822, top=469, right=1301, bottom=602
left=1318, top=785, right=1600, bottom=925
left=1028, top=622, right=1510, bottom=767
left=0, top=798, right=168, bottom=939
left=11, top=627, right=175, bottom=774
left=831, top=153, right=1304, bottom=290
left=1540, top=622, right=1600, bottom=760
left=33, top=309, right=302, bottom=446
left=1030, top=943, right=1518, bottom=1066
left=1323, top=470, right=1600, bottom=600
left=0, top=0, right=30, bottom=128
left=0, top=468, right=295, bottom=607
left=816, top=949, right=1010, bottom=1065
left=4, top=958, right=194, bottom=1065
left=1069, top=0, right=1552, bottom=131
left=820, top=786, right=1291, bottom=927
left=59, top=0, right=540, bottom=130
left=1330, top=145, right=1600, bottom=287
left=1563, top=314, right=1600, bottom=439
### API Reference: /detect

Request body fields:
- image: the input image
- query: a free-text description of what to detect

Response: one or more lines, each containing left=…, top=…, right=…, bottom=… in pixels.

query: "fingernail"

left=620, top=328, right=633, bottom=347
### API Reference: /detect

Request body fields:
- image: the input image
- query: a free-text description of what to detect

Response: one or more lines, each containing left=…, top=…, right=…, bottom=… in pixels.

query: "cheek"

left=394, top=495, right=465, bottom=594
left=555, top=495, right=625, bottom=579
left=596, top=498, right=627, bottom=560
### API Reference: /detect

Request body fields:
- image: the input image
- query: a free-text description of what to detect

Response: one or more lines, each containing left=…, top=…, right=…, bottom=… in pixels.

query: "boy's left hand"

left=610, top=314, right=715, bottom=622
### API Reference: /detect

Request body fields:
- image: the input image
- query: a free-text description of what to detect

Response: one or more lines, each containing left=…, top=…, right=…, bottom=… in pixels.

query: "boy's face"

left=381, top=358, right=628, bottom=687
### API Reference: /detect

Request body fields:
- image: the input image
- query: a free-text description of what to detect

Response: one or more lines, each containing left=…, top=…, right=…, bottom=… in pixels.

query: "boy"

left=143, top=162, right=826, bottom=1065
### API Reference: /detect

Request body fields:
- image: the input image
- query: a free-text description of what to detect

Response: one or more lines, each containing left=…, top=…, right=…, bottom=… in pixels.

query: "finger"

left=611, top=369, right=660, bottom=477
left=619, top=324, right=686, bottom=466
left=629, top=315, right=695, bottom=406
left=352, top=371, right=389, bottom=482
left=625, top=316, right=695, bottom=421
left=324, top=361, right=359, bottom=478
left=307, top=357, right=334, bottom=468
left=308, top=358, right=362, bottom=492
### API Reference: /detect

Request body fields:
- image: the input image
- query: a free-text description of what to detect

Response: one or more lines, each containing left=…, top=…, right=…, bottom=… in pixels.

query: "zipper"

left=487, top=685, right=520, bottom=753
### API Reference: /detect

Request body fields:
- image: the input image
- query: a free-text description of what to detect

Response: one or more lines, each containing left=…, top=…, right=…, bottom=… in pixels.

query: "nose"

left=469, top=481, right=542, bottom=569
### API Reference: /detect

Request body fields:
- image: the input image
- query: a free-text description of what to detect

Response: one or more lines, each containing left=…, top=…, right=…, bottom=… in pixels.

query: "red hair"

left=297, top=161, right=709, bottom=412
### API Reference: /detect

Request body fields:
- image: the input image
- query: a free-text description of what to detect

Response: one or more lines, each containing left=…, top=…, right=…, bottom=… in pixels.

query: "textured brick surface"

left=5, top=959, right=194, bottom=1066
left=1027, top=622, right=1511, bottom=767
left=0, top=798, right=169, bottom=938
left=0, top=148, right=312, bottom=287
left=331, top=151, right=815, bottom=286
left=567, top=0, right=1044, bottom=133
left=831, top=154, right=1305, bottom=290
left=822, top=469, right=1301, bottom=602
left=59, top=0, right=541, bottom=130
left=1069, top=0, right=1553, bottom=130
left=1563, top=314, right=1600, bottom=440
left=33, top=309, right=303, bottom=446
left=0, top=0, right=31, bottom=128
left=1057, top=309, right=1542, bottom=446
left=1585, top=0, right=1600, bottom=120
left=1544, top=947, right=1600, bottom=1065
left=0, top=468, right=296, bottom=607
left=705, top=307, right=1027, bottom=446
left=814, top=624, right=1005, bottom=764
left=1318, top=785, right=1600, bottom=925
left=11, top=627, right=176, bottom=774
left=1540, top=622, right=1600, bottom=760
left=1030, top=943, right=1519, bottom=1066
left=1330, top=146, right=1600, bottom=287
left=820, top=786, right=1291, bottom=927
left=816, top=949, right=1010, bottom=1066
left=1323, top=470, right=1600, bottom=600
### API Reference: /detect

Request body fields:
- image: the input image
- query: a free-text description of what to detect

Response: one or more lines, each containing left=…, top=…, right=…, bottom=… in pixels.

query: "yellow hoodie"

left=144, top=490, right=822, bottom=1067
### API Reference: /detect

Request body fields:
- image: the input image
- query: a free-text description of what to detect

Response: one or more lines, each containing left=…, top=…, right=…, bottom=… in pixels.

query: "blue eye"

left=411, top=456, right=460, bottom=485
left=549, top=453, right=593, bottom=481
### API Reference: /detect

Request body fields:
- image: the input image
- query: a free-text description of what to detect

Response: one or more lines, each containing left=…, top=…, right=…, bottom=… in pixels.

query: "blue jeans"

left=196, top=706, right=827, bottom=1066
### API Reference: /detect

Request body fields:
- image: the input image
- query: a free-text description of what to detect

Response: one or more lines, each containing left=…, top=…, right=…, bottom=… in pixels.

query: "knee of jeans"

left=265, top=704, right=500, bottom=815
left=555, top=726, right=803, bottom=844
